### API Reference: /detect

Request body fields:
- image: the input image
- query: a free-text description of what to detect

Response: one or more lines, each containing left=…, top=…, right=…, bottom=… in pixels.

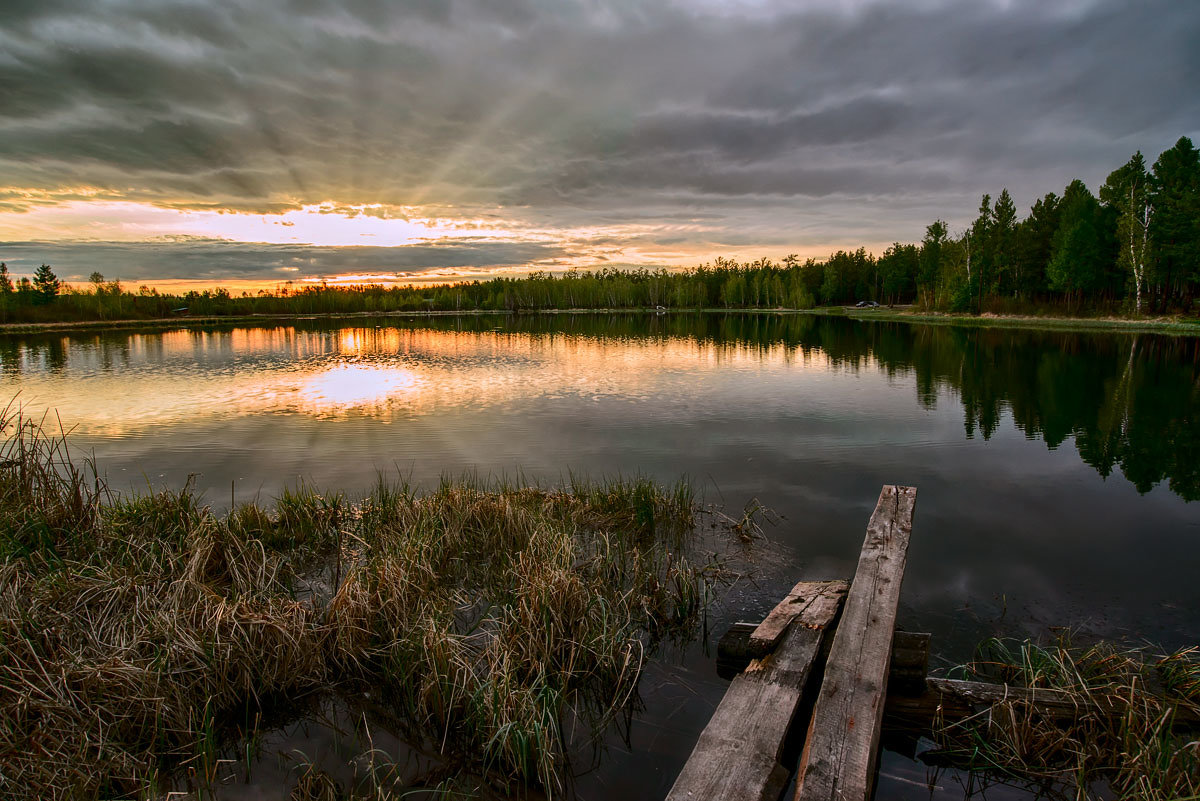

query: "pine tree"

left=918, top=220, right=947, bottom=307
left=991, top=189, right=1018, bottom=296
left=32, top=264, right=60, bottom=305
left=1047, top=181, right=1105, bottom=309
left=1150, top=136, right=1200, bottom=311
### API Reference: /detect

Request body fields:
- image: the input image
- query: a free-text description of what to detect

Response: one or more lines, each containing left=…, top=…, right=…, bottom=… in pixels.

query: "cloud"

left=0, top=0, right=1197, bottom=278
left=0, top=238, right=571, bottom=282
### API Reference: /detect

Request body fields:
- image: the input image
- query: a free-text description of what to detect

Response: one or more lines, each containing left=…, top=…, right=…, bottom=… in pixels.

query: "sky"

left=0, top=0, right=1197, bottom=289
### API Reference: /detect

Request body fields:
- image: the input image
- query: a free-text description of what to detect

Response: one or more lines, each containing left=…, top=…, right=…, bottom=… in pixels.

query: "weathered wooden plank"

left=666, top=581, right=849, bottom=801
left=750, top=580, right=845, bottom=654
left=794, top=485, right=918, bottom=801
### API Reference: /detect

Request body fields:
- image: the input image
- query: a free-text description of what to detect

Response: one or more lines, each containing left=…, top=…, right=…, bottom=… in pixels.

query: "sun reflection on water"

left=297, top=364, right=421, bottom=414
left=0, top=324, right=835, bottom=436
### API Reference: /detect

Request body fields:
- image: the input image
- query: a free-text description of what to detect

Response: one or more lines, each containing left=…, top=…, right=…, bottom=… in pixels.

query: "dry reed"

left=930, top=636, right=1200, bottom=800
left=0, top=408, right=717, bottom=800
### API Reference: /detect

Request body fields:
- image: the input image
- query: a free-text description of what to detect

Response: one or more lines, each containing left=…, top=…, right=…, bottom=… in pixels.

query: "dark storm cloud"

left=0, top=239, right=568, bottom=282
left=1, top=0, right=1197, bottom=274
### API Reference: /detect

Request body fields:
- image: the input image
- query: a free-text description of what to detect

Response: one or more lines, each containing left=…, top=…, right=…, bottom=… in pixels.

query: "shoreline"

left=1, top=305, right=1198, bottom=336
left=814, top=306, right=1200, bottom=335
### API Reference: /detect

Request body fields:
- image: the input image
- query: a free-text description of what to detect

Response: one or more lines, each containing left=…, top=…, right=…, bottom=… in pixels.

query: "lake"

left=2, top=312, right=1197, bottom=799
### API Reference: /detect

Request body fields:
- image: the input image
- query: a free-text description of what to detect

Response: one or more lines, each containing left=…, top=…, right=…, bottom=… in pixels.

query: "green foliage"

left=990, top=188, right=1018, bottom=295
left=1011, top=192, right=1059, bottom=299
left=1047, top=180, right=1107, bottom=300
left=1101, top=151, right=1153, bottom=313
left=0, top=257, right=870, bottom=326
left=32, top=264, right=59, bottom=305
left=903, top=135, right=1195, bottom=315
left=1150, top=137, right=1200, bottom=312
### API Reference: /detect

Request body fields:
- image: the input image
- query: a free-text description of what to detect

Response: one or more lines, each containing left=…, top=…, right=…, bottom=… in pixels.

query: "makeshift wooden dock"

left=666, top=485, right=917, bottom=801
left=668, top=482, right=1200, bottom=800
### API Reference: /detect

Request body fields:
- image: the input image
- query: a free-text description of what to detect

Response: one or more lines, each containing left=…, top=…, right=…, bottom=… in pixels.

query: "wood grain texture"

left=794, top=485, right=918, bottom=801
left=750, top=580, right=845, bottom=654
left=666, top=581, right=849, bottom=801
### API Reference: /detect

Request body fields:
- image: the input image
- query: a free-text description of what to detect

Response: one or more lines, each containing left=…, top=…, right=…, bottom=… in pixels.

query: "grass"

left=930, top=635, right=1200, bottom=800
left=0, top=408, right=720, bottom=800
left=825, top=305, right=1200, bottom=336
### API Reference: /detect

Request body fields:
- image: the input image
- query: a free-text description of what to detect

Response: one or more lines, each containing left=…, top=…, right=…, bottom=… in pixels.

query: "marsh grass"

left=932, top=636, right=1200, bottom=800
left=0, top=409, right=718, bottom=800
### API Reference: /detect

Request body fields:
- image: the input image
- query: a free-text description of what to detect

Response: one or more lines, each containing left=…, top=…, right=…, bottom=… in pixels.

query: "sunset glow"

left=2, top=325, right=836, bottom=433
left=4, top=3, right=1188, bottom=288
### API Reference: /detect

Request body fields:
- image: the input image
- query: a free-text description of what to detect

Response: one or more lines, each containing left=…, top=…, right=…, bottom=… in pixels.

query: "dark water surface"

left=2, top=313, right=1197, bottom=798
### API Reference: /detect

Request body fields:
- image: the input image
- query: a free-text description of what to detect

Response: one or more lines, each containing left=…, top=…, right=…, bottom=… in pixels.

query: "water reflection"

left=2, top=314, right=1196, bottom=500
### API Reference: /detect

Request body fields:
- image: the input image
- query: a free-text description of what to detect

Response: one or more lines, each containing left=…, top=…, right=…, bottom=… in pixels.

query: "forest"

left=1, top=136, right=1196, bottom=324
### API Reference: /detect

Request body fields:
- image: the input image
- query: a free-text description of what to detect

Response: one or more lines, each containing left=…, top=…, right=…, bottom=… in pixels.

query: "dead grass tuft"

left=0, top=409, right=717, bottom=799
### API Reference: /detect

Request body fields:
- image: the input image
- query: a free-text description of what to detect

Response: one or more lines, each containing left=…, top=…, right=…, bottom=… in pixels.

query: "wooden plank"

left=794, top=485, right=917, bottom=801
left=750, top=580, right=845, bottom=654
left=666, top=581, right=849, bottom=801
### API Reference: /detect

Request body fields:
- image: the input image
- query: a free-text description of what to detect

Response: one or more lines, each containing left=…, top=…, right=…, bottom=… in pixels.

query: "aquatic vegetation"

left=931, top=636, right=1200, bottom=801
left=0, top=409, right=717, bottom=800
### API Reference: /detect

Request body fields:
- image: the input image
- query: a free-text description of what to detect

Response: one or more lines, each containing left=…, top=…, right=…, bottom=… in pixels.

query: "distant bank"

left=2, top=305, right=1198, bottom=337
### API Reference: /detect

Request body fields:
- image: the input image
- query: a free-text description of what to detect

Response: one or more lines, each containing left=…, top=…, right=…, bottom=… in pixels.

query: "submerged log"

left=886, top=631, right=931, bottom=697
left=884, top=676, right=1200, bottom=731
left=718, top=626, right=929, bottom=693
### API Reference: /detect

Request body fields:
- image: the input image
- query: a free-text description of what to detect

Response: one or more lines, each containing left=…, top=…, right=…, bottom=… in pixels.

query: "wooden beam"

left=750, top=580, right=846, bottom=654
left=794, top=485, right=918, bottom=801
left=888, top=632, right=931, bottom=696
left=666, top=581, right=849, bottom=801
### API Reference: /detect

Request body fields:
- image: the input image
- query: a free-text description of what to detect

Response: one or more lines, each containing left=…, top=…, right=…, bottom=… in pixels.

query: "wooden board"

left=794, top=485, right=918, bottom=801
left=666, top=581, right=849, bottom=801
left=750, top=580, right=846, bottom=654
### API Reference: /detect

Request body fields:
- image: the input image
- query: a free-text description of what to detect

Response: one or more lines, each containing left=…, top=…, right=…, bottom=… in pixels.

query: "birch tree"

left=1101, top=152, right=1152, bottom=314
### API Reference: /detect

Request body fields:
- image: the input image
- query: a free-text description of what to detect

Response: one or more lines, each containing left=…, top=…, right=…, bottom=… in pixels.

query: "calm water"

left=3, top=313, right=1198, bottom=799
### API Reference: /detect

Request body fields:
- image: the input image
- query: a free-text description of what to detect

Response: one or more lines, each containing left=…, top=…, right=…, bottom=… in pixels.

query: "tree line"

left=914, top=136, right=1199, bottom=315
left=1, top=136, right=1196, bottom=323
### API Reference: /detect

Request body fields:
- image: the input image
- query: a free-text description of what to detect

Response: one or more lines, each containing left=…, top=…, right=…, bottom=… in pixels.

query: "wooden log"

left=794, top=485, right=918, bottom=801
left=716, top=622, right=761, bottom=681
left=884, top=677, right=1200, bottom=731
left=666, top=581, right=849, bottom=801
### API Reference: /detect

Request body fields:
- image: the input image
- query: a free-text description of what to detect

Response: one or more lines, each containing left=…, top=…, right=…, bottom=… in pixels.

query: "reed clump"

left=0, top=410, right=715, bottom=800
left=932, top=636, right=1200, bottom=800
